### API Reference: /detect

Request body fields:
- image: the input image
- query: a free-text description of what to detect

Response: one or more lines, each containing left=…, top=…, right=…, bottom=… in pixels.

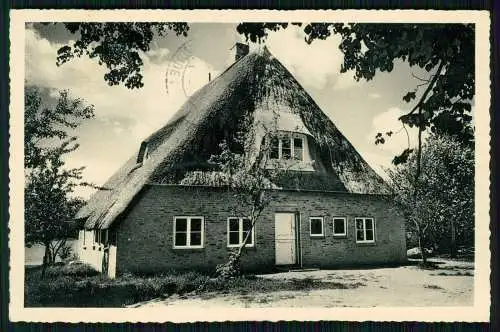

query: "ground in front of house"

left=130, top=259, right=474, bottom=308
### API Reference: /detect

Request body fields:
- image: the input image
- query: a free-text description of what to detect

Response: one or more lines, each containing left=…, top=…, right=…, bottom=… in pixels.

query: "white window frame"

left=269, top=134, right=305, bottom=161
left=355, top=217, right=376, bottom=243
left=227, top=217, right=255, bottom=248
left=173, top=216, right=205, bottom=249
left=309, top=217, right=325, bottom=237
left=332, top=217, right=348, bottom=237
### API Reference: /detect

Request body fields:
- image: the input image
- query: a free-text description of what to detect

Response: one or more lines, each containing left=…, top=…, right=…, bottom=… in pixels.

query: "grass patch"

left=433, top=271, right=473, bottom=277
left=199, top=276, right=364, bottom=295
left=25, top=266, right=365, bottom=307
left=25, top=265, right=210, bottom=307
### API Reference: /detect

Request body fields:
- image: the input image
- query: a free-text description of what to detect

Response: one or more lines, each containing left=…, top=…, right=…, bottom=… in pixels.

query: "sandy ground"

left=131, top=259, right=474, bottom=308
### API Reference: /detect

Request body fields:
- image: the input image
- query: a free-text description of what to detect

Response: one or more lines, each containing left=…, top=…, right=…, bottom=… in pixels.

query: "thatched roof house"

left=76, top=44, right=405, bottom=278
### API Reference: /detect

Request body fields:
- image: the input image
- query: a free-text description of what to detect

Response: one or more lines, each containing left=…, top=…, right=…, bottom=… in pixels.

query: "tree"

left=236, top=23, right=475, bottom=151
left=55, top=23, right=190, bottom=89
left=386, top=134, right=474, bottom=263
left=25, top=86, right=95, bottom=276
left=181, top=116, right=308, bottom=279
left=53, top=22, right=475, bottom=188
left=236, top=23, right=475, bottom=265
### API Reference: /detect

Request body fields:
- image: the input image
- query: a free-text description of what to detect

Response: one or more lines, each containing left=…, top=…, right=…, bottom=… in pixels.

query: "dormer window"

left=268, top=134, right=304, bottom=161
left=136, top=141, right=150, bottom=164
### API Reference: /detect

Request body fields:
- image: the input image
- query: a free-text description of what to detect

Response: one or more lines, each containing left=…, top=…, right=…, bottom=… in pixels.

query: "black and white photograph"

left=9, top=10, right=490, bottom=322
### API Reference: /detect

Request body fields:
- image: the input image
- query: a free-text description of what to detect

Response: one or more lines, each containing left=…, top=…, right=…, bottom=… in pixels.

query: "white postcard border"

left=9, top=9, right=491, bottom=322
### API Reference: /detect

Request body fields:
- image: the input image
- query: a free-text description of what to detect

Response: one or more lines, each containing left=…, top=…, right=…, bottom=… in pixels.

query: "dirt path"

left=131, top=259, right=474, bottom=308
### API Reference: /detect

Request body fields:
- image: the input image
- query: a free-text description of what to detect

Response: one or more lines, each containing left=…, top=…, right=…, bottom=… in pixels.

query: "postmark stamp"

left=165, top=40, right=195, bottom=98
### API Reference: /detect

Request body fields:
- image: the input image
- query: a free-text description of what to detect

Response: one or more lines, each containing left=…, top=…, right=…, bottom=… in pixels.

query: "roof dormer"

left=136, top=141, right=150, bottom=164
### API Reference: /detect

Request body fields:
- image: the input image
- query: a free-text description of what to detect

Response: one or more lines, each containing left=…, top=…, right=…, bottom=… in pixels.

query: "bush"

left=44, top=263, right=99, bottom=278
left=215, top=250, right=241, bottom=280
left=58, top=244, right=73, bottom=261
left=25, top=267, right=210, bottom=307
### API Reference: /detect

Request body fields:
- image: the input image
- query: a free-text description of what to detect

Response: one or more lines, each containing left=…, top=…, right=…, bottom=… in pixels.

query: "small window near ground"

left=333, top=217, right=347, bottom=236
left=309, top=217, right=324, bottom=237
left=173, top=216, right=204, bottom=249
left=355, top=218, right=375, bottom=243
left=227, top=217, right=254, bottom=247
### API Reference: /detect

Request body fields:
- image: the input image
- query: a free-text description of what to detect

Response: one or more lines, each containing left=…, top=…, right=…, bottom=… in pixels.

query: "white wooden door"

left=274, top=213, right=296, bottom=265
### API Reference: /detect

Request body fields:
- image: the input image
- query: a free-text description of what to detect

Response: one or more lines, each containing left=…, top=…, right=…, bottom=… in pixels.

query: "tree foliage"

left=25, top=87, right=95, bottom=273
left=387, top=135, right=474, bottom=261
left=56, top=23, right=190, bottom=89
left=236, top=23, right=475, bottom=160
left=25, top=87, right=94, bottom=169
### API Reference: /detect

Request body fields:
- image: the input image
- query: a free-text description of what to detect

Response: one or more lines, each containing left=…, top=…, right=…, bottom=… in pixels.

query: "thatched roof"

left=77, top=47, right=390, bottom=230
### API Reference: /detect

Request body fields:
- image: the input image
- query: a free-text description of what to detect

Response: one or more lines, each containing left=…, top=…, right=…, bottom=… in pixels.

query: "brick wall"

left=114, top=185, right=406, bottom=275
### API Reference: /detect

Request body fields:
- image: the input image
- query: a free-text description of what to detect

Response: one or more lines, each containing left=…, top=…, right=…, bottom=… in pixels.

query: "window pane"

left=282, top=138, right=291, bottom=159
left=190, top=232, right=202, bottom=246
left=365, top=219, right=374, bottom=230
left=365, top=230, right=374, bottom=241
left=229, top=231, right=239, bottom=245
left=270, top=137, right=279, bottom=159
left=356, top=219, right=364, bottom=230
left=334, top=219, right=345, bottom=234
left=293, top=138, right=303, bottom=160
left=356, top=230, right=365, bottom=241
left=242, top=219, right=253, bottom=245
left=191, top=218, right=202, bottom=232
left=229, top=218, right=239, bottom=232
left=176, top=218, right=187, bottom=232
left=175, top=232, right=187, bottom=246
left=310, top=218, right=323, bottom=235
left=242, top=219, right=252, bottom=232
left=245, top=230, right=254, bottom=245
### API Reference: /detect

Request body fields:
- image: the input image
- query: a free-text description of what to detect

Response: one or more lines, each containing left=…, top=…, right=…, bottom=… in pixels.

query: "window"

left=227, top=217, right=254, bottom=247
left=270, top=137, right=279, bottom=159
left=268, top=135, right=304, bottom=161
left=173, top=216, right=204, bottom=248
left=333, top=217, right=347, bottom=236
left=282, top=137, right=291, bottom=159
left=355, top=218, right=375, bottom=243
left=293, top=138, right=303, bottom=160
left=309, top=217, right=324, bottom=237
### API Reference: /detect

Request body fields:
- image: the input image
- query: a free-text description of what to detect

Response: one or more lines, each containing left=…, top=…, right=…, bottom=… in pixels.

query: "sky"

left=26, top=23, right=427, bottom=199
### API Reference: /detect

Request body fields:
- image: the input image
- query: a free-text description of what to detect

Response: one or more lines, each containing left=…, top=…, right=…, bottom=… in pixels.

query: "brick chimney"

left=230, top=42, right=249, bottom=62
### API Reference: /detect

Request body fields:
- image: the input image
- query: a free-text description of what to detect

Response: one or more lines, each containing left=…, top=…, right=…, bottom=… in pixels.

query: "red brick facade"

left=113, top=185, right=407, bottom=275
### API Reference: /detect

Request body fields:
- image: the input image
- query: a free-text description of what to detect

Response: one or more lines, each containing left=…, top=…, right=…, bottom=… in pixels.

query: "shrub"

left=58, top=244, right=73, bottom=261
left=45, top=263, right=99, bottom=278
left=215, top=250, right=241, bottom=280
left=25, top=267, right=211, bottom=307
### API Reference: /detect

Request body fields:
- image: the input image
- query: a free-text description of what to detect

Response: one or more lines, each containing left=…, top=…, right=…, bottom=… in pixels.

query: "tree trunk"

left=53, top=239, right=66, bottom=262
left=414, top=221, right=427, bottom=264
left=418, top=231, right=427, bottom=264
left=41, top=242, right=50, bottom=279
left=450, top=220, right=457, bottom=258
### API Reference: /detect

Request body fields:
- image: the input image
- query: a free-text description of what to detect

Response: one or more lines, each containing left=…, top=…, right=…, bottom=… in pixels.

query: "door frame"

left=274, top=211, right=300, bottom=266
